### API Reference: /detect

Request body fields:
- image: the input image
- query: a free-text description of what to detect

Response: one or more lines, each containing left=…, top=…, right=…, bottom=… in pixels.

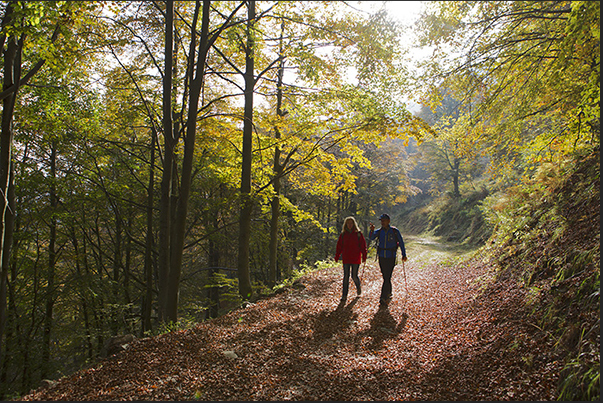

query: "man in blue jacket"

left=369, top=213, right=407, bottom=306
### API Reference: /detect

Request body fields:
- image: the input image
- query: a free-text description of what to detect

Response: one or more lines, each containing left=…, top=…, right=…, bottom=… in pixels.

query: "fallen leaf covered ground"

left=20, top=238, right=564, bottom=401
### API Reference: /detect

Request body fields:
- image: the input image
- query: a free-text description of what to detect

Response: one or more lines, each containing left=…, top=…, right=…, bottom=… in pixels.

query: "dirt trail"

left=21, top=236, right=561, bottom=401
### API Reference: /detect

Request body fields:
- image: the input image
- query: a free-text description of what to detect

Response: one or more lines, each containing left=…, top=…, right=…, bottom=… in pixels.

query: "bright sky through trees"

left=351, top=1, right=426, bottom=24
left=352, top=1, right=429, bottom=112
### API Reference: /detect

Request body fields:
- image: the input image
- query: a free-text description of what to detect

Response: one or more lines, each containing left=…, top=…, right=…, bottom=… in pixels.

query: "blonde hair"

left=341, top=216, right=360, bottom=234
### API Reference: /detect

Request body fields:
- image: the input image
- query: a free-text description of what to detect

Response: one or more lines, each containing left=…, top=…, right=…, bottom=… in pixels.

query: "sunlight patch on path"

left=404, top=235, right=480, bottom=271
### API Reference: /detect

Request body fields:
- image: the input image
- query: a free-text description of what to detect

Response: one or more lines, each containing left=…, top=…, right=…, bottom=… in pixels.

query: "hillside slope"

left=483, top=146, right=600, bottom=401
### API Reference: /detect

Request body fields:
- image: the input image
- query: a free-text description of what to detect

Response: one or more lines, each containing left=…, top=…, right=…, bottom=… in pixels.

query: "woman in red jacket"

left=335, top=216, right=367, bottom=302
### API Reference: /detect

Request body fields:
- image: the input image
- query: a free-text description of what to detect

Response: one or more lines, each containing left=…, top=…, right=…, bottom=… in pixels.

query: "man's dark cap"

left=379, top=213, right=390, bottom=220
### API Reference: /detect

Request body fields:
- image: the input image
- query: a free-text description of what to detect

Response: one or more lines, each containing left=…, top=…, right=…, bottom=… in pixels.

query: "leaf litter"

left=19, top=254, right=563, bottom=401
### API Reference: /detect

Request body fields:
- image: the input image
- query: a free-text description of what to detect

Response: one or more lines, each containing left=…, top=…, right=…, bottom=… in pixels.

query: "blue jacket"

left=369, top=225, right=406, bottom=259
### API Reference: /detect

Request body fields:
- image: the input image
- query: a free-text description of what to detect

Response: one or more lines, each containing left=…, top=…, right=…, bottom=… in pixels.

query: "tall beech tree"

left=160, top=0, right=247, bottom=322
left=104, top=1, right=247, bottom=322
left=237, top=0, right=256, bottom=300
left=267, top=20, right=286, bottom=287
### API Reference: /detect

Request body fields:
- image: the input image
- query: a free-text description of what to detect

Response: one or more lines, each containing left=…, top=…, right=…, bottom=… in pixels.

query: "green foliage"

left=205, top=272, right=242, bottom=312
left=271, top=259, right=329, bottom=293
left=558, top=338, right=601, bottom=401
left=153, top=315, right=198, bottom=336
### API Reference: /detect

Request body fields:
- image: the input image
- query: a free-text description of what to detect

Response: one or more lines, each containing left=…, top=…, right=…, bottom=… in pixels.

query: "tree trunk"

left=41, top=142, right=58, bottom=379
left=0, top=25, right=19, bottom=365
left=123, top=204, right=133, bottom=334
left=1, top=179, right=18, bottom=398
left=111, top=203, right=122, bottom=335
left=19, top=238, right=40, bottom=395
left=207, top=226, right=220, bottom=319
left=91, top=213, right=105, bottom=354
left=237, top=0, right=255, bottom=300
left=268, top=179, right=280, bottom=288
left=142, top=127, right=156, bottom=334
left=325, top=198, right=332, bottom=259
left=70, top=226, right=93, bottom=361
left=452, top=158, right=460, bottom=198
left=268, top=22, right=286, bottom=288
left=166, top=0, right=210, bottom=323
left=157, top=0, right=175, bottom=323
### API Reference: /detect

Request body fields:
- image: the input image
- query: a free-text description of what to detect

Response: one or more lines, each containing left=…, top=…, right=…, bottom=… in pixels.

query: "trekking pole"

left=360, top=239, right=370, bottom=285
left=402, top=259, right=409, bottom=299
left=359, top=235, right=373, bottom=291
left=360, top=260, right=366, bottom=284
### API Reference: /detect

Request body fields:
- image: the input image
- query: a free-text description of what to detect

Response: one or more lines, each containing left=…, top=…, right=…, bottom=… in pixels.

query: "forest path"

left=21, top=236, right=561, bottom=401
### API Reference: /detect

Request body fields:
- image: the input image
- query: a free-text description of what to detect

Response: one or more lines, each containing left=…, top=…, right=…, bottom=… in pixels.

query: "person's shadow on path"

left=312, top=298, right=359, bottom=342
left=361, top=304, right=408, bottom=351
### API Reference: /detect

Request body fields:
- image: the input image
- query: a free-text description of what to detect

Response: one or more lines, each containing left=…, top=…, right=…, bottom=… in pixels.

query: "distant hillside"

left=398, top=187, right=491, bottom=246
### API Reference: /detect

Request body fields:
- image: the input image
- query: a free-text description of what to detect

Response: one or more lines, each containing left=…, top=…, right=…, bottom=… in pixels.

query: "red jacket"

left=335, top=231, right=368, bottom=264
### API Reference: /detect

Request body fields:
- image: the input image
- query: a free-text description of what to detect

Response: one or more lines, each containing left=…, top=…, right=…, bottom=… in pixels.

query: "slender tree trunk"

left=325, top=198, right=332, bottom=259
left=207, top=223, right=220, bottom=319
left=79, top=213, right=102, bottom=356
left=111, top=204, right=122, bottom=335
left=70, top=226, right=93, bottom=361
left=124, top=204, right=132, bottom=305
left=268, top=22, right=286, bottom=288
left=122, top=205, right=133, bottom=334
left=91, top=213, right=105, bottom=354
left=82, top=218, right=103, bottom=357
left=20, top=240, right=41, bottom=395
left=157, top=0, right=175, bottom=323
left=268, top=179, right=280, bottom=288
left=142, top=128, right=156, bottom=333
left=452, top=158, right=460, bottom=198
left=113, top=207, right=121, bottom=289
left=41, top=142, right=58, bottom=379
left=0, top=28, right=19, bottom=366
left=237, top=0, right=255, bottom=300
left=166, top=0, right=210, bottom=322
left=1, top=161, right=20, bottom=397
left=0, top=158, right=14, bottom=396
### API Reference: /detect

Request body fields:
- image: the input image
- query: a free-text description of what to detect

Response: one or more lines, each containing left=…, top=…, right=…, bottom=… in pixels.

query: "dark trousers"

left=378, top=256, right=396, bottom=300
left=342, top=263, right=361, bottom=298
